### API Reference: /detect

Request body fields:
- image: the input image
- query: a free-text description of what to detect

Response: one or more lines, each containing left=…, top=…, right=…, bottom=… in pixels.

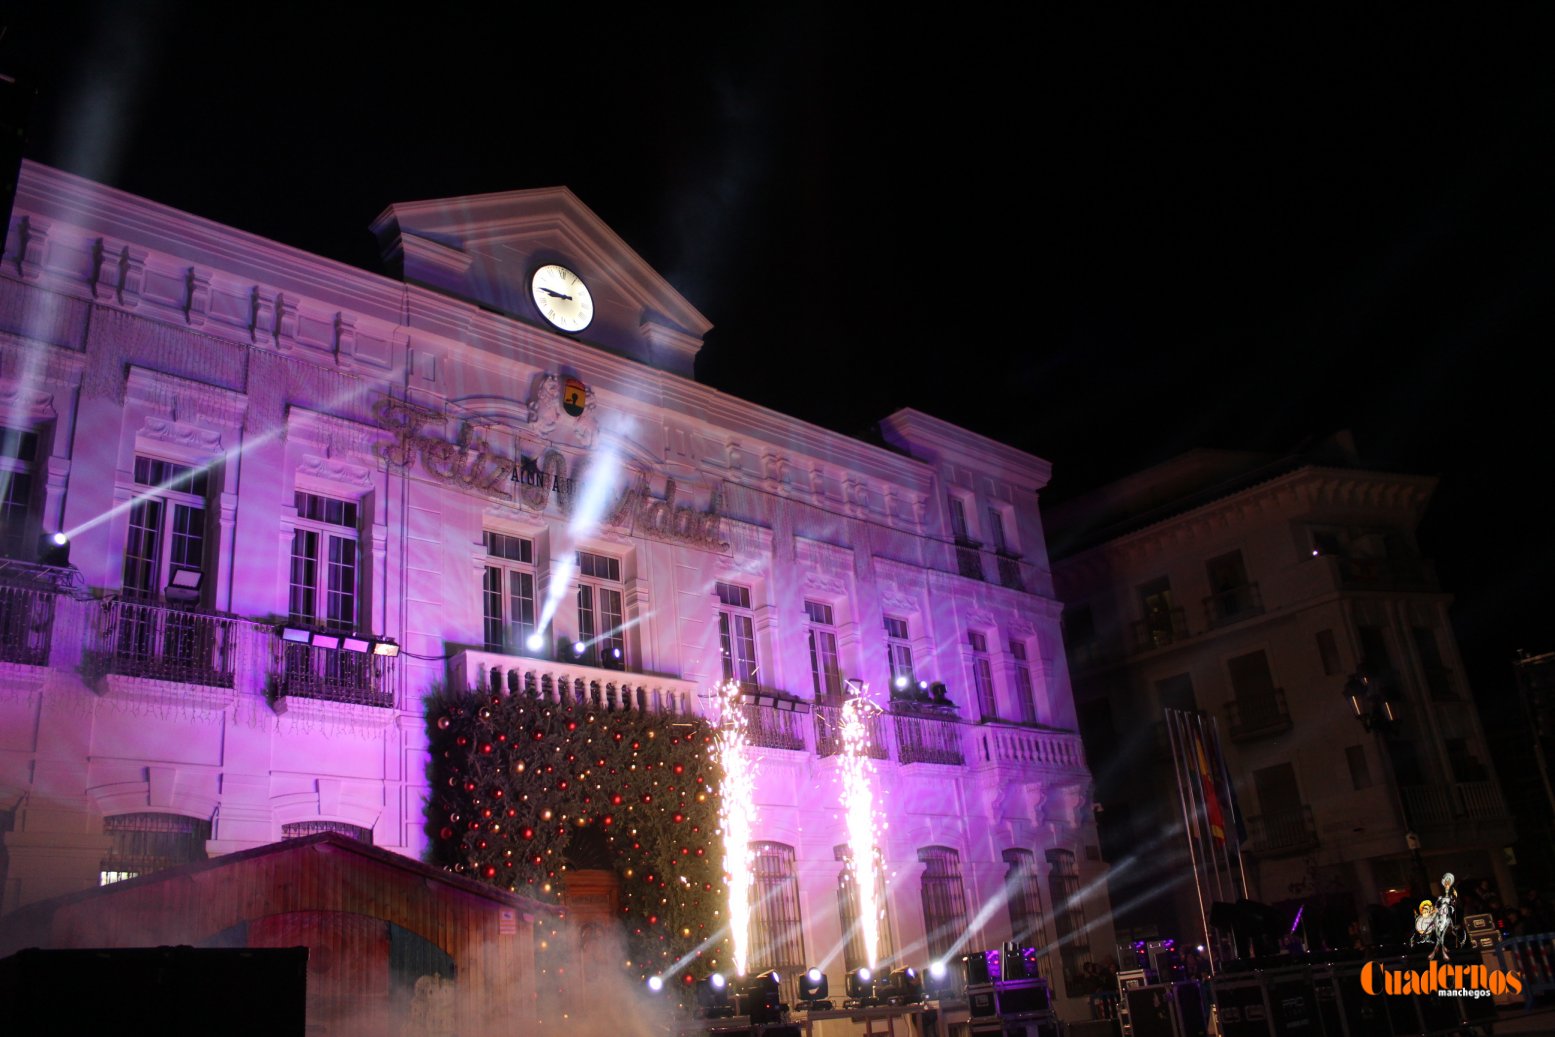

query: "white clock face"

left=530, top=264, right=594, bottom=332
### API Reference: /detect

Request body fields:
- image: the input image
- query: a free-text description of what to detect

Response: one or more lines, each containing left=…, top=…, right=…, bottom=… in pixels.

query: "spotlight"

left=740, top=970, right=784, bottom=1024
left=38, top=532, right=70, bottom=567
left=918, top=679, right=929, bottom=691
left=525, top=632, right=545, bottom=651
left=961, top=950, right=992, bottom=986
left=882, top=967, right=923, bottom=1005
left=646, top=975, right=664, bottom=994
left=279, top=626, right=312, bottom=644
left=340, top=636, right=372, bottom=653
left=924, top=960, right=957, bottom=1001
left=845, top=966, right=877, bottom=1007
left=372, top=639, right=401, bottom=657
left=310, top=632, right=341, bottom=651
left=695, top=973, right=733, bottom=1018
left=165, top=568, right=202, bottom=605
left=797, top=967, right=831, bottom=1010
left=893, top=675, right=909, bottom=690
left=572, top=640, right=587, bottom=656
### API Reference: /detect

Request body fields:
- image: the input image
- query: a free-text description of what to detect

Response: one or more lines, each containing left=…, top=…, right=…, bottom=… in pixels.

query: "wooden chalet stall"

left=0, top=833, right=551, bottom=1036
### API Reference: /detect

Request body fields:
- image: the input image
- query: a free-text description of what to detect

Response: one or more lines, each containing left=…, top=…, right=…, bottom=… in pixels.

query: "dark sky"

left=5, top=6, right=1554, bottom=700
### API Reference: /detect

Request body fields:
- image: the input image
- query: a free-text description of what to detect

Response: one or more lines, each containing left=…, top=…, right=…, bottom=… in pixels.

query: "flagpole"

left=1195, top=713, right=1240, bottom=964
left=1166, top=708, right=1218, bottom=971
left=1205, top=714, right=1250, bottom=900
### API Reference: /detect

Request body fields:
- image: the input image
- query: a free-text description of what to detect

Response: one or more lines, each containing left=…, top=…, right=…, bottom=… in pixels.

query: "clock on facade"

left=530, top=264, right=594, bottom=332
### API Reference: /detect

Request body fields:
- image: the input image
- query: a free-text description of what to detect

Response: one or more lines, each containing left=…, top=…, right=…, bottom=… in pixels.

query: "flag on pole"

left=1193, top=729, right=1227, bottom=845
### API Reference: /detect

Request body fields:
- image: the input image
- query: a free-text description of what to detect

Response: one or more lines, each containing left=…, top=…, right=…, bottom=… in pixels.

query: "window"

left=749, top=843, right=805, bottom=979
left=837, top=846, right=893, bottom=973
left=1316, top=629, right=1341, bottom=676
left=100, top=812, right=210, bottom=885
left=987, top=507, right=1008, bottom=554
left=717, top=581, right=758, bottom=691
left=576, top=550, right=624, bottom=667
left=1046, top=848, right=1090, bottom=994
left=805, top=600, right=843, bottom=702
left=948, top=495, right=983, bottom=580
left=970, top=631, right=997, bottom=719
left=885, top=616, right=915, bottom=690
left=1003, top=849, right=1049, bottom=960
left=1137, top=576, right=1179, bottom=647
left=124, top=456, right=210, bottom=603
left=483, top=532, right=536, bottom=653
left=1205, top=551, right=1260, bottom=626
left=918, top=846, right=971, bottom=962
left=290, top=491, right=359, bottom=630
left=1412, top=626, right=1454, bottom=699
left=0, top=427, right=39, bottom=559
left=1346, top=745, right=1373, bottom=790
left=1011, top=641, right=1037, bottom=723
left=1356, top=625, right=1392, bottom=675
left=283, top=820, right=372, bottom=844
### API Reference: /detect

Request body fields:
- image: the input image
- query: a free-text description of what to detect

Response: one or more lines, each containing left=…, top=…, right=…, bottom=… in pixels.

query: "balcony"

left=91, top=598, right=238, bottom=688
left=740, top=699, right=808, bottom=751
left=273, top=638, right=395, bottom=708
left=1225, top=689, right=1291, bottom=741
left=995, top=553, right=1025, bottom=592
left=1131, top=607, right=1189, bottom=653
left=970, top=724, right=1086, bottom=771
left=891, top=704, right=964, bottom=766
left=1403, top=781, right=1513, bottom=828
left=1336, top=556, right=1438, bottom=592
left=813, top=702, right=889, bottom=759
left=0, top=581, right=56, bottom=666
left=1246, top=806, right=1318, bottom=856
left=954, top=539, right=985, bottom=581
left=450, top=648, right=698, bottom=716
left=1204, top=582, right=1263, bottom=628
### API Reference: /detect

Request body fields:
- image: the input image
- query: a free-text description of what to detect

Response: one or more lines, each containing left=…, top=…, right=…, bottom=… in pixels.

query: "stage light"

left=373, top=640, right=400, bottom=657
left=918, top=680, right=929, bottom=691
left=882, top=967, right=923, bottom=1005
left=797, top=967, right=830, bottom=1008
left=341, top=636, right=371, bottom=653
left=694, top=972, right=733, bottom=1018
left=165, top=568, right=202, bottom=605
left=845, top=966, right=877, bottom=1005
left=280, top=626, right=312, bottom=644
left=525, top=632, right=544, bottom=651
left=572, top=640, right=587, bottom=656
left=646, top=976, right=664, bottom=993
left=310, top=632, right=341, bottom=651
left=924, top=959, right=956, bottom=1000
left=961, top=950, right=991, bottom=986
left=38, top=532, right=71, bottom=567
left=741, top=970, right=783, bottom=1024
left=893, top=675, right=909, bottom=690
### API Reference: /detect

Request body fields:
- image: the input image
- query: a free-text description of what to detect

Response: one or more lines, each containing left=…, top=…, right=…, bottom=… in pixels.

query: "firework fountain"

left=840, top=694, right=883, bottom=969
left=715, top=679, right=757, bottom=977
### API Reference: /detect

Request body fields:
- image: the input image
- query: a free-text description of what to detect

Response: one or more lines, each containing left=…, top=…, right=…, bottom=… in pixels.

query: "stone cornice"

left=1055, top=465, right=1436, bottom=571
left=879, top=408, right=1054, bottom=492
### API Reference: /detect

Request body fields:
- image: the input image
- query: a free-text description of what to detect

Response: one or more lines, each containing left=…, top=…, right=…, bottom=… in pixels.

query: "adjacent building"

left=1049, top=437, right=1515, bottom=950
left=0, top=160, right=1111, bottom=1021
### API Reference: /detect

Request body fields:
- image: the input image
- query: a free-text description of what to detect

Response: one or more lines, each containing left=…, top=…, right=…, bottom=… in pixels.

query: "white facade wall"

left=0, top=162, right=1112, bottom=1011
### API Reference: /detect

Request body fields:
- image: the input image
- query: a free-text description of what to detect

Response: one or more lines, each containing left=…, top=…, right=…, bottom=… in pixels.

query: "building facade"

left=1050, top=440, right=1515, bottom=951
left=0, top=162, right=1111, bottom=1013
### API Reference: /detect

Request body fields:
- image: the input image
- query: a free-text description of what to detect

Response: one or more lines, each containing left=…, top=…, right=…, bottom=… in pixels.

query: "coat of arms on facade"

left=527, top=373, right=598, bottom=446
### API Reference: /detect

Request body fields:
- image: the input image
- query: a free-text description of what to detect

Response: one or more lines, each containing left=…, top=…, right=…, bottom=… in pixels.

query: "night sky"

left=5, top=6, right=1553, bottom=705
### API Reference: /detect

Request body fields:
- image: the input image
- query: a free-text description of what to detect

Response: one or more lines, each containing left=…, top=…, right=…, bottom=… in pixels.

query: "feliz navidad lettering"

left=371, top=397, right=727, bottom=549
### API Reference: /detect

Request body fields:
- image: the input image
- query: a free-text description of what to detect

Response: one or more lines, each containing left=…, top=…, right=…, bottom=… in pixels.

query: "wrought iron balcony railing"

left=1131, top=607, right=1189, bottom=653
left=1203, top=582, right=1263, bottom=629
left=813, top=702, right=890, bottom=759
left=0, top=582, right=55, bottom=666
left=741, top=700, right=808, bottom=751
left=891, top=704, right=965, bottom=765
left=954, top=538, right=985, bottom=581
left=1226, top=688, right=1291, bottom=741
left=273, top=635, right=395, bottom=708
left=1246, top=806, right=1318, bottom=856
left=91, top=598, right=238, bottom=688
left=996, top=553, right=1025, bottom=592
left=451, top=649, right=698, bottom=716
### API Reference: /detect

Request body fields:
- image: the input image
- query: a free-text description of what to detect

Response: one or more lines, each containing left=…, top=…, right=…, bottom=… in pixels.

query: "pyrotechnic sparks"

left=840, top=694, right=883, bottom=969
left=715, top=679, right=756, bottom=977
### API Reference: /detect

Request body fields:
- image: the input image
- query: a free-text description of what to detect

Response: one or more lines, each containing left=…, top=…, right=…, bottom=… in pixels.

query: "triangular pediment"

left=371, top=187, right=710, bottom=376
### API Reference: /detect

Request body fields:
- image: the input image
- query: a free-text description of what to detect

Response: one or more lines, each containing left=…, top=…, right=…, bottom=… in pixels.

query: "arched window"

left=1046, top=848, right=1091, bottom=994
left=836, top=845, right=893, bottom=973
left=918, top=846, right=970, bottom=962
left=100, top=812, right=210, bottom=885
left=750, top=842, right=805, bottom=978
left=1002, top=849, right=1049, bottom=977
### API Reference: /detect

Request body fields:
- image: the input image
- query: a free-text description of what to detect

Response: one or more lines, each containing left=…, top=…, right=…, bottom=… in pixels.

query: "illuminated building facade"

left=1051, top=440, right=1515, bottom=949
left=0, top=162, right=1111, bottom=1014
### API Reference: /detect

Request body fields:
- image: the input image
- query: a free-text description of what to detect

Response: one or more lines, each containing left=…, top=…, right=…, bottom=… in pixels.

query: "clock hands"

left=538, top=287, right=574, bottom=301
